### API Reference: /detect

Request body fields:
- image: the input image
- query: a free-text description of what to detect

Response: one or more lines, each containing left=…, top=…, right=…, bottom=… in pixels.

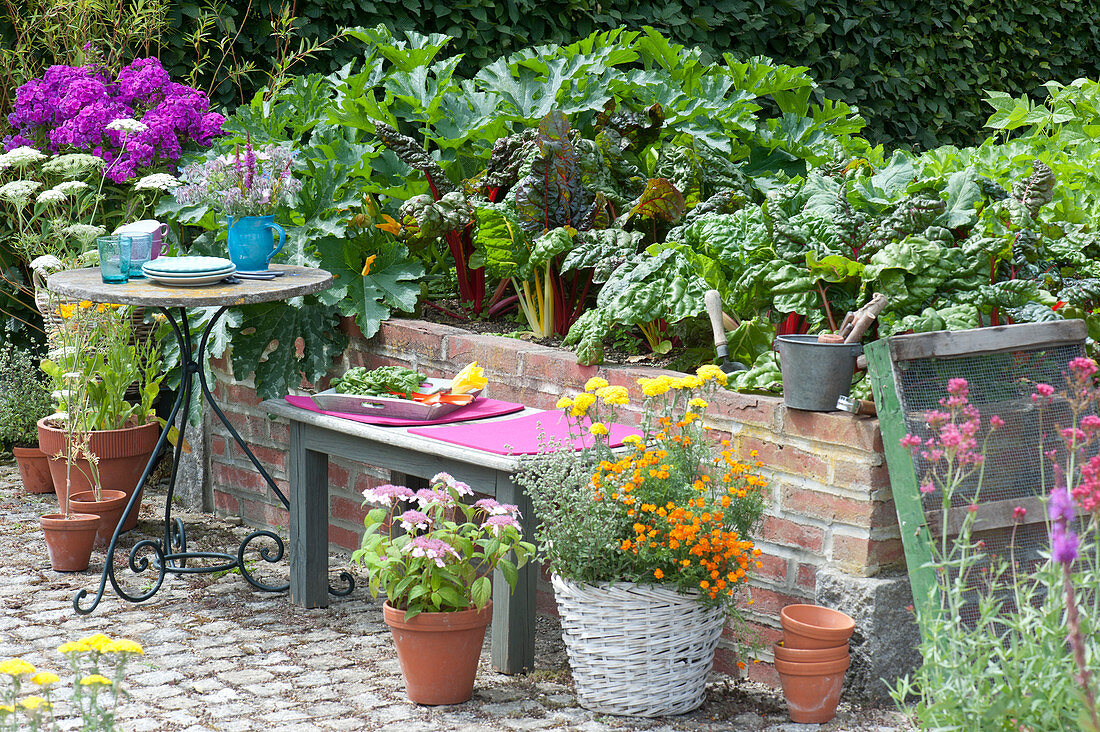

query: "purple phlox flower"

left=1049, top=486, right=1077, bottom=525
left=361, top=483, right=414, bottom=506
left=404, top=536, right=459, bottom=568
left=1051, top=524, right=1079, bottom=565
left=989, top=415, right=1005, bottom=430
left=398, top=510, right=431, bottom=532
left=485, top=514, right=521, bottom=535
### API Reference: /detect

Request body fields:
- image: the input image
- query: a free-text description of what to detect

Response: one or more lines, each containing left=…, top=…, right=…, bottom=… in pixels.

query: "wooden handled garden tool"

left=704, top=290, right=747, bottom=373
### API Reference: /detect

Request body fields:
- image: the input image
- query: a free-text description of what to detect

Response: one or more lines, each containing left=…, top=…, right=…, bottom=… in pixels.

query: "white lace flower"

left=52, top=180, right=91, bottom=194
left=134, top=173, right=180, bottom=192
left=106, top=118, right=148, bottom=134
left=62, top=224, right=107, bottom=244
left=35, top=189, right=66, bottom=204
left=0, top=146, right=47, bottom=169
left=0, top=180, right=43, bottom=205
left=42, top=153, right=105, bottom=177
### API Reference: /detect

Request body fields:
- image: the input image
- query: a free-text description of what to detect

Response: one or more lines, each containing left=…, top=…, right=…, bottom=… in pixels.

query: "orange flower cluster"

left=593, top=422, right=767, bottom=601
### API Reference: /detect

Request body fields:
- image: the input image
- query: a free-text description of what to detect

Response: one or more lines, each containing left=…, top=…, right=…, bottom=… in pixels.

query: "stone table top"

left=46, top=264, right=333, bottom=308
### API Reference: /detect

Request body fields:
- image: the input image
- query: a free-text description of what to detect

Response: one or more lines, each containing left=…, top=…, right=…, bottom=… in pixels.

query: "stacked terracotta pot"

left=774, top=604, right=855, bottom=724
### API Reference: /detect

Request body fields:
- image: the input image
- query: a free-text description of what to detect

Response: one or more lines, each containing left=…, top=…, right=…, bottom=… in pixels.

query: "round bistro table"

left=45, top=265, right=354, bottom=612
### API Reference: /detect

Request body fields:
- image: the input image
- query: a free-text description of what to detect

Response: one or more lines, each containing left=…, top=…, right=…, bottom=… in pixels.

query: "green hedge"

left=158, top=0, right=1100, bottom=150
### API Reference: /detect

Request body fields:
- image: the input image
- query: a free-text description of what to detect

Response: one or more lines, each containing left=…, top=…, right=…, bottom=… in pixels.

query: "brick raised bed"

left=206, top=317, right=916, bottom=698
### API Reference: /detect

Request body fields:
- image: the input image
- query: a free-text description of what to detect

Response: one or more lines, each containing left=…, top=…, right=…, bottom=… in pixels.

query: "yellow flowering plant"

left=0, top=633, right=142, bottom=731
left=519, top=367, right=768, bottom=615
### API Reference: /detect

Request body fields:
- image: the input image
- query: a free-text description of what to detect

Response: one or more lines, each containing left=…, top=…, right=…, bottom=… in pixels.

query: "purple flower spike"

left=1049, top=487, right=1076, bottom=525
left=1051, top=525, right=1079, bottom=565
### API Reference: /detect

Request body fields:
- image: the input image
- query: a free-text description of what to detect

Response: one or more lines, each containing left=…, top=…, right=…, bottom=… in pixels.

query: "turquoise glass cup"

left=97, top=235, right=132, bottom=284
left=127, top=233, right=153, bottom=278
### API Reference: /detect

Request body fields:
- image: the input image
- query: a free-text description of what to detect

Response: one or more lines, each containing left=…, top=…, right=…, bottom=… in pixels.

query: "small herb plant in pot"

left=353, top=471, right=534, bottom=705
left=0, top=342, right=54, bottom=493
left=37, top=300, right=166, bottom=564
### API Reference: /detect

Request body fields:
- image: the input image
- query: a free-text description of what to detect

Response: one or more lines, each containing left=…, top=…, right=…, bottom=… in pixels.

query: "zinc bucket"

left=776, top=335, right=863, bottom=411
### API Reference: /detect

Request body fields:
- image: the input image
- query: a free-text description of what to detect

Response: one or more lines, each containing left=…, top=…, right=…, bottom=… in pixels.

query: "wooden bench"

left=260, top=398, right=538, bottom=674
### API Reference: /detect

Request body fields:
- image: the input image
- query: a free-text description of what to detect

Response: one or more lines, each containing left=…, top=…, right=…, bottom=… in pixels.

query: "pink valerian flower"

left=919, top=482, right=936, bottom=494
left=1013, top=506, right=1027, bottom=521
left=1081, top=415, right=1100, bottom=434
left=1068, top=357, right=1098, bottom=379
left=432, top=471, right=472, bottom=496
left=362, top=483, right=415, bottom=506
left=1032, top=383, right=1055, bottom=404
left=1072, top=455, right=1100, bottom=514
left=404, top=536, right=459, bottom=568
left=485, top=514, right=521, bottom=536
left=900, top=434, right=923, bottom=453
left=398, top=510, right=431, bottom=532
left=989, top=415, right=1005, bottom=430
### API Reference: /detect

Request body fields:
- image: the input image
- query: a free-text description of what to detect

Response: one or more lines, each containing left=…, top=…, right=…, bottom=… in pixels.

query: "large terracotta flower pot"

left=69, top=490, right=128, bottom=548
left=40, top=513, right=100, bottom=572
left=12, top=446, right=53, bottom=494
left=382, top=601, right=492, bottom=705
left=37, top=418, right=158, bottom=531
left=774, top=655, right=851, bottom=724
left=780, top=604, right=855, bottom=649
left=773, top=642, right=849, bottom=663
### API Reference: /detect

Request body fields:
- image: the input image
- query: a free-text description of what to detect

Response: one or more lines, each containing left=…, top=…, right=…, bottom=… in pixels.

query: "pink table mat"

left=408, top=411, right=641, bottom=455
left=282, top=394, right=525, bottom=426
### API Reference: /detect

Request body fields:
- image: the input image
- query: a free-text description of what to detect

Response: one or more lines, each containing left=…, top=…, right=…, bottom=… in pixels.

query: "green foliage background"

left=159, top=0, right=1100, bottom=149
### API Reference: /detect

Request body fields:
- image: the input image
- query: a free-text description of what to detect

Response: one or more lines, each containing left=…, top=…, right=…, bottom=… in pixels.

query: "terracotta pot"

left=69, top=490, right=128, bottom=548
left=382, top=601, right=492, bottom=705
left=774, top=655, right=851, bottom=724
left=12, top=446, right=53, bottom=494
left=37, top=418, right=158, bottom=531
left=780, top=604, right=855, bottom=649
left=40, top=513, right=100, bottom=572
left=773, top=642, right=849, bottom=663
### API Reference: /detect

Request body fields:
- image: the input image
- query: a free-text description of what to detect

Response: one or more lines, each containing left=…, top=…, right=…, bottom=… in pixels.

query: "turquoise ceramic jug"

left=226, top=215, right=286, bottom=272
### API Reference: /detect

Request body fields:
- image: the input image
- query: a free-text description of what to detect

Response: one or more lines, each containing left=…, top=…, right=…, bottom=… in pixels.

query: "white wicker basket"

left=552, top=574, right=726, bottom=717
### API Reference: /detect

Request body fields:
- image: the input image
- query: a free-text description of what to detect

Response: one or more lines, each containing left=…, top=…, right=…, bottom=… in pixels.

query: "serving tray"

left=311, top=378, right=483, bottom=420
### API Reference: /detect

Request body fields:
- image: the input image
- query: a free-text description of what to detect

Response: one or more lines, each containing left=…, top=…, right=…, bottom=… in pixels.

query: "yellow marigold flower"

left=80, top=674, right=112, bottom=686
left=589, top=422, right=609, bottom=436
left=654, top=569, right=664, bottom=579
left=584, top=376, right=609, bottom=392
left=555, top=396, right=574, bottom=410
left=32, top=672, right=59, bottom=686
left=19, top=696, right=50, bottom=711
left=0, top=659, right=34, bottom=676
left=622, top=434, right=642, bottom=446
left=103, top=638, right=143, bottom=655
left=596, top=385, right=629, bottom=405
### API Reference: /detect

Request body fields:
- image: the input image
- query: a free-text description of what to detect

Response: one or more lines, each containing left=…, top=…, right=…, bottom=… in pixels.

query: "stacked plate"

left=142, top=256, right=236, bottom=287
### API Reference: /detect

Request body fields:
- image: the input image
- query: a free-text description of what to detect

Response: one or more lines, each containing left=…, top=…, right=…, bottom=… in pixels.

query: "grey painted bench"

left=259, top=398, right=538, bottom=674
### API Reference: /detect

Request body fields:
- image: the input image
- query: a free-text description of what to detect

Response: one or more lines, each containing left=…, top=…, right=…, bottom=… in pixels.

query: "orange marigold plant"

left=520, top=366, right=767, bottom=615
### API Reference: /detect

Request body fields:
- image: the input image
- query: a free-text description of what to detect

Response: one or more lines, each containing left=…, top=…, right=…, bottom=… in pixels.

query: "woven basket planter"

left=552, top=574, right=726, bottom=717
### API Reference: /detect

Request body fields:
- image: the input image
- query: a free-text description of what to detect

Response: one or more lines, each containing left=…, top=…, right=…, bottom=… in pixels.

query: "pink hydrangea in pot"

left=353, top=472, right=534, bottom=705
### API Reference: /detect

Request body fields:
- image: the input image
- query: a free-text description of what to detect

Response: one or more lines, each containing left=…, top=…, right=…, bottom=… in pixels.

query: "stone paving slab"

left=0, top=456, right=910, bottom=731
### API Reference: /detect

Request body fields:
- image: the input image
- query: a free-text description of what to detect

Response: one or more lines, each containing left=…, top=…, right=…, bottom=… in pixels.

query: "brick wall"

left=208, top=317, right=902, bottom=685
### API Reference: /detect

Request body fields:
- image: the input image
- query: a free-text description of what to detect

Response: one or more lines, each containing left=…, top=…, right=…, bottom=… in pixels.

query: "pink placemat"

left=408, top=410, right=641, bottom=455
left=282, top=394, right=525, bottom=426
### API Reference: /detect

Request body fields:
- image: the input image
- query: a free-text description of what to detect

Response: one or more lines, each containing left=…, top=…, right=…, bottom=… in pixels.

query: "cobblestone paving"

left=0, top=457, right=910, bottom=731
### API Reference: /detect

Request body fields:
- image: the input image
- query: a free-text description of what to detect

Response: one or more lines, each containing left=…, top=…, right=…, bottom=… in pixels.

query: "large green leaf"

left=626, top=178, right=686, bottom=223
left=230, top=298, right=348, bottom=401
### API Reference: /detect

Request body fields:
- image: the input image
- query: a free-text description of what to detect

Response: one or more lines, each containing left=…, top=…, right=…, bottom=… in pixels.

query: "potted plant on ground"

left=515, top=368, right=768, bottom=717
left=37, top=300, right=166, bottom=562
left=0, top=342, right=54, bottom=493
left=352, top=471, right=535, bottom=705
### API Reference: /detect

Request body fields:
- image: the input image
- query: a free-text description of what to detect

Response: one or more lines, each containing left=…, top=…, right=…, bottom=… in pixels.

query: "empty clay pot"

left=780, top=604, right=855, bottom=649
left=774, top=655, right=851, bottom=724
left=69, top=490, right=129, bottom=548
left=773, top=642, right=849, bottom=663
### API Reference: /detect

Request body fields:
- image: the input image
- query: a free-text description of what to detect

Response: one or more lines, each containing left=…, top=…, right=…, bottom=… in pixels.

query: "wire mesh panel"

left=866, top=321, right=1088, bottom=632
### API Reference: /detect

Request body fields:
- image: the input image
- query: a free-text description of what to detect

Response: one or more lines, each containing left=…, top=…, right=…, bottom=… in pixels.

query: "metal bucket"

left=775, top=335, right=863, bottom=412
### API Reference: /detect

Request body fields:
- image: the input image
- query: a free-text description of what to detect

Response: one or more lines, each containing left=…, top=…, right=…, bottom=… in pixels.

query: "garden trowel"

left=704, top=290, right=747, bottom=374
